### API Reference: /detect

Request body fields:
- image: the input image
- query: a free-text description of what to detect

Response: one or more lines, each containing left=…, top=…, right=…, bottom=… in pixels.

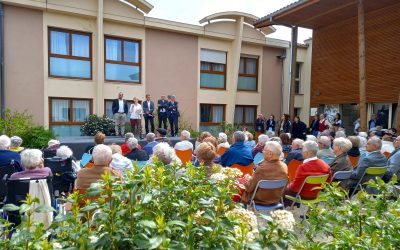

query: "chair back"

left=250, top=179, right=288, bottom=206
left=80, top=153, right=92, bottom=168
left=287, top=159, right=302, bottom=183
left=383, top=151, right=390, bottom=158
left=217, top=147, right=227, bottom=155
left=0, top=161, right=16, bottom=200
left=365, top=166, right=387, bottom=175
left=351, top=166, right=387, bottom=197
left=320, top=156, right=335, bottom=165
left=230, top=163, right=254, bottom=176
left=304, top=174, right=329, bottom=185
left=253, top=152, right=264, bottom=165
left=44, top=157, right=76, bottom=195
left=175, top=149, right=193, bottom=165
left=332, top=170, right=353, bottom=181
left=348, top=156, right=360, bottom=168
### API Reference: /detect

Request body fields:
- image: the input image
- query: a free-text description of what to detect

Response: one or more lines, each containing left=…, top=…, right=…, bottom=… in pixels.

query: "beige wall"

left=4, top=5, right=44, bottom=124
left=261, top=46, right=284, bottom=120
left=145, top=29, right=198, bottom=128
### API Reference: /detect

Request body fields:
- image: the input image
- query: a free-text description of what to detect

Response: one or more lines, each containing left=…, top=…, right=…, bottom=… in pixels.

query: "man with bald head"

left=347, top=136, right=387, bottom=190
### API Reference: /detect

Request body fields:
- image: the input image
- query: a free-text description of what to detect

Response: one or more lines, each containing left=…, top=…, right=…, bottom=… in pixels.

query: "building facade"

left=0, top=0, right=311, bottom=136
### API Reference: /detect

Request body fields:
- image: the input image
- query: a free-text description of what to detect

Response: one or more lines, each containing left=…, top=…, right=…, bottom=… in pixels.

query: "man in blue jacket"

left=221, top=131, right=253, bottom=167
left=0, top=135, right=23, bottom=171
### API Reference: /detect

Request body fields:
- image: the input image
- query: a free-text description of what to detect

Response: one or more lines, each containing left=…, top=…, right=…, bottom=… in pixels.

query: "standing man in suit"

left=112, top=92, right=128, bottom=136
left=157, top=95, right=168, bottom=130
left=143, top=94, right=155, bottom=134
left=168, top=95, right=180, bottom=137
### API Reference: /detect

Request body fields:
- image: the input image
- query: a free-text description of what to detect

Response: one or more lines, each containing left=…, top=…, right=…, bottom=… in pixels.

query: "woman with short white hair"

left=56, top=145, right=80, bottom=172
left=151, top=142, right=181, bottom=165
left=329, top=138, right=353, bottom=175
left=252, top=134, right=269, bottom=157
left=10, top=136, right=24, bottom=153
left=10, top=149, right=52, bottom=180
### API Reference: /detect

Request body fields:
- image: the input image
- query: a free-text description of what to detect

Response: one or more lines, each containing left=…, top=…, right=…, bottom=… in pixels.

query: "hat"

left=48, top=139, right=60, bottom=147
left=156, top=128, right=167, bottom=137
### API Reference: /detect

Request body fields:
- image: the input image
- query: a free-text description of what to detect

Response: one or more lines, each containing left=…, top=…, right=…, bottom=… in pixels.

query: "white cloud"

left=144, top=0, right=312, bottom=42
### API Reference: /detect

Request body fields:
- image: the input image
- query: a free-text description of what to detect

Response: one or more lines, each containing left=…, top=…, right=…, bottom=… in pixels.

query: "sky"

left=144, top=0, right=312, bottom=42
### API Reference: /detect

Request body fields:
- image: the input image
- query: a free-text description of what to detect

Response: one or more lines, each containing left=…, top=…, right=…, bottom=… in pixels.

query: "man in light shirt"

left=112, top=92, right=128, bottom=136
left=174, top=130, right=193, bottom=151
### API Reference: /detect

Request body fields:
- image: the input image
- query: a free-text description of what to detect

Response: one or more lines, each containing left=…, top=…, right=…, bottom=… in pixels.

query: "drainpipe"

left=0, top=3, right=4, bottom=119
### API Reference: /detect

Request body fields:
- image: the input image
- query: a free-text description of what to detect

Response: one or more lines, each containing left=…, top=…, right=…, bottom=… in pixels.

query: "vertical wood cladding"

left=311, top=3, right=400, bottom=106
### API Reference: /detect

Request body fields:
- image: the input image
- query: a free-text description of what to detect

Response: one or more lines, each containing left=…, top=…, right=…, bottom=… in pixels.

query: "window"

left=200, top=104, right=225, bottom=132
left=105, top=36, right=141, bottom=83
left=104, top=99, right=133, bottom=121
left=48, top=28, right=92, bottom=79
left=200, top=49, right=227, bottom=89
left=49, top=97, right=92, bottom=136
left=238, top=57, right=258, bottom=91
left=295, top=63, right=301, bottom=94
left=234, top=105, right=257, bottom=125
left=294, top=108, right=301, bottom=117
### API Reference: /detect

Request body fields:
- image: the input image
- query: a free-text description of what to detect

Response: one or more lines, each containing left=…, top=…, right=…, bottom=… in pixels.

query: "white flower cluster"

left=222, top=168, right=243, bottom=178
left=233, top=225, right=256, bottom=242
left=52, top=242, right=62, bottom=249
left=210, top=173, right=228, bottom=183
left=225, top=207, right=258, bottom=231
left=193, top=210, right=209, bottom=225
left=270, top=210, right=295, bottom=231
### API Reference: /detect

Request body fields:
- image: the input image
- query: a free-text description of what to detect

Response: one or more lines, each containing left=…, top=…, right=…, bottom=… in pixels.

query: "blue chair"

left=80, top=153, right=92, bottom=168
left=332, top=170, right=353, bottom=181
left=253, top=152, right=264, bottom=166
left=133, top=161, right=147, bottom=168
left=248, top=179, right=288, bottom=212
left=320, top=156, right=335, bottom=164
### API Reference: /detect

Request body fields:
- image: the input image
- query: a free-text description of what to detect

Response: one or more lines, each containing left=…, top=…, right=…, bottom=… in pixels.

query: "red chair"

left=287, top=159, right=302, bottom=183
left=217, top=147, right=227, bottom=155
left=230, top=163, right=254, bottom=177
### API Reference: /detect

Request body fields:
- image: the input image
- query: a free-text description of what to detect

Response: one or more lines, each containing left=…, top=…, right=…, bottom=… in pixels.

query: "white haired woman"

left=10, top=136, right=24, bottom=153
left=10, top=149, right=52, bottom=180
left=56, top=145, right=80, bottom=172
left=330, top=138, right=353, bottom=175
left=252, top=134, right=269, bottom=157
left=151, top=142, right=181, bottom=165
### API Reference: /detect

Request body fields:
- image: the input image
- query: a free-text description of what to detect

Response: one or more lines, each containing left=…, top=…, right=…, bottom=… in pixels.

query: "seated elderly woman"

left=193, top=136, right=221, bottom=166
left=56, top=145, right=80, bottom=172
left=252, top=134, right=269, bottom=157
left=316, top=136, right=335, bottom=160
left=10, top=149, right=52, bottom=180
left=151, top=142, right=182, bottom=165
left=347, top=136, right=361, bottom=157
left=196, top=142, right=218, bottom=177
left=195, top=131, right=213, bottom=149
left=217, top=132, right=230, bottom=150
left=241, top=141, right=288, bottom=206
left=75, top=144, right=123, bottom=190
left=279, top=133, right=291, bottom=153
left=109, top=144, right=133, bottom=173
left=85, top=132, right=106, bottom=154
left=125, top=138, right=149, bottom=161
left=43, top=139, right=60, bottom=158
left=329, top=137, right=353, bottom=175
left=244, top=132, right=256, bottom=148
left=10, top=136, right=24, bottom=153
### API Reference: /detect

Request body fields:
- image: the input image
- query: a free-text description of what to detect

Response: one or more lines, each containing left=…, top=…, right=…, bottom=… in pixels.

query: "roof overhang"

left=254, top=0, right=400, bottom=29
left=122, top=0, right=153, bottom=14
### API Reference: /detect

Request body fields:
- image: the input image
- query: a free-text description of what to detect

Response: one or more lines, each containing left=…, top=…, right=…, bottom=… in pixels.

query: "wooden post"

left=289, top=26, right=298, bottom=119
left=358, top=0, right=367, bottom=131
left=396, top=91, right=400, bottom=132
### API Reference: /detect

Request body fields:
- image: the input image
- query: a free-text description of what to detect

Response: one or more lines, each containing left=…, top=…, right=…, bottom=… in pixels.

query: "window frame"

left=295, top=62, right=302, bottom=95
left=104, top=35, right=142, bottom=84
left=48, top=27, right=93, bottom=80
left=200, top=61, right=227, bottom=90
left=234, top=105, right=257, bottom=126
left=199, top=103, right=226, bottom=126
left=48, top=97, right=93, bottom=129
left=238, top=57, right=259, bottom=92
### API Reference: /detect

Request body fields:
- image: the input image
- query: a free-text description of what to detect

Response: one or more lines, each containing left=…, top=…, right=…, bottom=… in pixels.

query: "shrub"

left=0, top=109, right=34, bottom=136
left=81, top=115, right=115, bottom=136
left=21, top=126, right=55, bottom=149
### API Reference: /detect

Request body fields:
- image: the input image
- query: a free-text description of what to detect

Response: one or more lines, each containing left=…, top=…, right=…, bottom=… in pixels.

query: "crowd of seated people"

left=1, top=111, right=399, bottom=219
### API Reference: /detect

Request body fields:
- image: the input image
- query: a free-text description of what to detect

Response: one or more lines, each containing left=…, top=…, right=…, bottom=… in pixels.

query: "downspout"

left=0, top=3, right=4, bottom=119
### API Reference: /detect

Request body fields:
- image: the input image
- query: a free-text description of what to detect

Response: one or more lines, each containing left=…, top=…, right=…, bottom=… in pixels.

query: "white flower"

left=210, top=173, right=228, bottom=183
left=222, top=168, right=243, bottom=178
left=89, top=235, right=99, bottom=243
left=193, top=210, right=209, bottom=225
left=233, top=225, right=256, bottom=242
left=225, top=208, right=258, bottom=231
left=270, top=210, right=295, bottom=231
left=52, top=242, right=62, bottom=249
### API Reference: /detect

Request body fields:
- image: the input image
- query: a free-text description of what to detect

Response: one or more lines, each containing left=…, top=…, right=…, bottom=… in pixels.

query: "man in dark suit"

left=157, top=95, right=168, bottom=130
left=142, top=94, right=155, bottom=134
left=347, top=137, right=387, bottom=193
left=111, top=92, right=128, bottom=136
left=167, top=95, right=180, bottom=137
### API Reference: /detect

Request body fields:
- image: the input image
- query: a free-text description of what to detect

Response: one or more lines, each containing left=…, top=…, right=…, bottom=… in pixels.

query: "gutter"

left=0, top=3, right=4, bottom=119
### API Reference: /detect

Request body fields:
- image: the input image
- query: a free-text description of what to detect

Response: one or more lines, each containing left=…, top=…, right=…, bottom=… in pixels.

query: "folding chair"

left=285, top=174, right=329, bottom=221
left=348, top=156, right=360, bottom=168
left=4, top=176, right=55, bottom=226
left=217, top=147, right=227, bottom=156
left=175, top=149, right=193, bottom=166
left=320, top=156, right=335, bottom=164
left=230, top=163, right=254, bottom=177
left=383, top=152, right=390, bottom=158
left=44, top=157, right=76, bottom=197
left=350, top=166, right=387, bottom=197
left=287, top=160, right=302, bottom=183
left=248, top=179, right=288, bottom=212
left=253, top=152, right=264, bottom=165
left=0, top=161, right=16, bottom=208
left=332, top=170, right=353, bottom=181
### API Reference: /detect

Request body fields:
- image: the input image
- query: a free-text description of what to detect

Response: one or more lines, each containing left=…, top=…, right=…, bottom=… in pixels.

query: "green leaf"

left=146, top=235, right=165, bottom=249
left=3, top=203, right=20, bottom=211
left=140, top=220, right=157, bottom=229
left=167, top=220, right=187, bottom=228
